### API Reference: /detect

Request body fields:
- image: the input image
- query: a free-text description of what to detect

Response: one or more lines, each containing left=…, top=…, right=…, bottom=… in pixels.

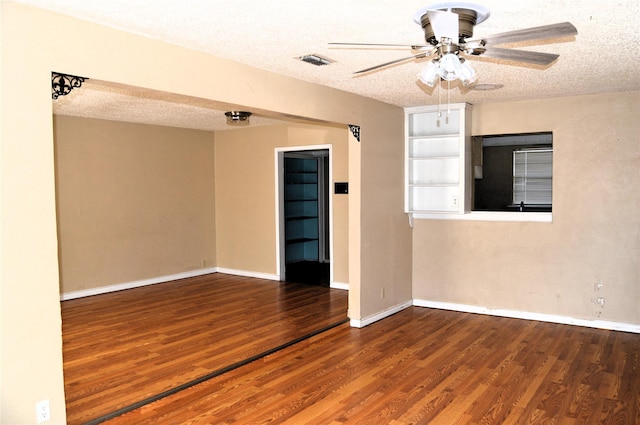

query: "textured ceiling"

left=17, top=0, right=640, bottom=131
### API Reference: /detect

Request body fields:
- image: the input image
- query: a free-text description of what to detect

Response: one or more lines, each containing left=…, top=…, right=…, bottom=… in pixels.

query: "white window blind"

left=513, top=148, right=552, bottom=205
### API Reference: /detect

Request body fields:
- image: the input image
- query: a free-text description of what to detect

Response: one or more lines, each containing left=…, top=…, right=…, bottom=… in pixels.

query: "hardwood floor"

left=101, top=306, right=640, bottom=425
left=61, top=273, right=348, bottom=425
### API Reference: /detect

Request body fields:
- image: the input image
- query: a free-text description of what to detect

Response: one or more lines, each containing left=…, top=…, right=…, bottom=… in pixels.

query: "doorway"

left=278, top=148, right=331, bottom=286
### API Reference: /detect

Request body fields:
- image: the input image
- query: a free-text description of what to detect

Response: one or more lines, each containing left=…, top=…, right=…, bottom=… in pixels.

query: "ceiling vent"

left=300, top=54, right=334, bottom=66
left=471, top=83, right=504, bottom=91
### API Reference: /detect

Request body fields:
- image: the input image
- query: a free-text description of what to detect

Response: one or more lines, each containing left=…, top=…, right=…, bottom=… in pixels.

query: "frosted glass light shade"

left=459, top=60, right=478, bottom=86
left=418, top=62, right=439, bottom=87
left=438, top=53, right=461, bottom=81
left=416, top=55, right=478, bottom=87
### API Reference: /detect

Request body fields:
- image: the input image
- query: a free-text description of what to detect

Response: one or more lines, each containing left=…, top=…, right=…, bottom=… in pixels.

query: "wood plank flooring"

left=61, top=273, right=348, bottom=425
left=102, top=306, right=640, bottom=425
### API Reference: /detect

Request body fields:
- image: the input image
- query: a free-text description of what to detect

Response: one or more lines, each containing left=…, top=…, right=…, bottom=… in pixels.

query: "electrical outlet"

left=36, top=399, right=50, bottom=423
left=450, top=195, right=459, bottom=208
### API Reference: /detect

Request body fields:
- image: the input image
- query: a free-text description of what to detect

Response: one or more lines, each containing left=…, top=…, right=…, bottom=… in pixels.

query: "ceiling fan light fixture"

left=225, top=111, right=252, bottom=125
left=418, top=61, right=440, bottom=87
left=459, top=59, right=477, bottom=86
left=438, top=53, right=462, bottom=81
left=417, top=55, right=477, bottom=87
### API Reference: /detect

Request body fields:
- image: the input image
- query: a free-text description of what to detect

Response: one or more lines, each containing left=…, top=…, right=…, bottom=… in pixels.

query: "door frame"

left=275, top=145, right=333, bottom=283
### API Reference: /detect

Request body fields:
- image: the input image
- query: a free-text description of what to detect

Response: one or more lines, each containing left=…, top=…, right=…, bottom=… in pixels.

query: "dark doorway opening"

left=283, top=150, right=330, bottom=286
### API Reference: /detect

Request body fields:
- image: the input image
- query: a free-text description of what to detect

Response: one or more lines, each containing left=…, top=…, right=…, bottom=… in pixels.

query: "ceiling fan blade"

left=470, top=22, right=577, bottom=46
left=329, top=42, right=430, bottom=50
left=427, top=10, right=459, bottom=42
left=469, top=46, right=559, bottom=66
left=354, top=51, right=433, bottom=74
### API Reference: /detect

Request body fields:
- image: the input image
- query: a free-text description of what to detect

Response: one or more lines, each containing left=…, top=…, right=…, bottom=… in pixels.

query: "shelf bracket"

left=348, top=125, right=360, bottom=142
left=52, top=72, right=88, bottom=99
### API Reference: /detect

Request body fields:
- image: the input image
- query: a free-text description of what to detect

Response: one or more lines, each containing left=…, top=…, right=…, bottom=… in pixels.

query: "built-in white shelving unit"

left=405, top=103, right=472, bottom=218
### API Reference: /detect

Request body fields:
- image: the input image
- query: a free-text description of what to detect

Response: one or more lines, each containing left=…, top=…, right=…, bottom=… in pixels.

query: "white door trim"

left=274, top=145, right=333, bottom=283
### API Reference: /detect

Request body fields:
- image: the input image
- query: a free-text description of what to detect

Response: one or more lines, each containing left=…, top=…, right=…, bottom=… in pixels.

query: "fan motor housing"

left=420, top=8, right=477, bottom=45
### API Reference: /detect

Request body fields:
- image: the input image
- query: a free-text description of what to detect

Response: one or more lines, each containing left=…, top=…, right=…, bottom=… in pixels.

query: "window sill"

left=409, top=211, right=552, bottom=223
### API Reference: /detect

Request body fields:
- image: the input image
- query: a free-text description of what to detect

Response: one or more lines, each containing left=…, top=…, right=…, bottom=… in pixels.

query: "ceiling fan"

left=330, top=2, right=577, bottom=87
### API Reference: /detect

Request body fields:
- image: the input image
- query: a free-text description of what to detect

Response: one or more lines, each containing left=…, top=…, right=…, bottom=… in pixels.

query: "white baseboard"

left=60, top=268, right=218, bottom=301
left=215, top=267, right=280, bottom=281
left=330, top=281, right=349, bottom=291
left=413, top=299, right=640, bottom=334
left=61, top=266, right=349, bottom=301
left=215, top=269, right=349, bottom=290
left=350, top=300, right=413, bottom=328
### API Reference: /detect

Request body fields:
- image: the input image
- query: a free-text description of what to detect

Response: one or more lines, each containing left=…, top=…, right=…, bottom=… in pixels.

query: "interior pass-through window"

left=474, top=132, right=552, bottom=212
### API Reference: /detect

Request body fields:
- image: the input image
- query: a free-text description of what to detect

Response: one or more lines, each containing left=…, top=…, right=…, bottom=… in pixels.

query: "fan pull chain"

left=447, top=80, right=451, bottom=124
left=437, top=80, right=442, bottom=127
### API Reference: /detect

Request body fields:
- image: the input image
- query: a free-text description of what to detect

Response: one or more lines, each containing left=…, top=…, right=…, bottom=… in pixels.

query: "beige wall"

left=1, top=3, right=409, bottom=423
left=412, top=92, right=640, bottom=325
left=215, top=123, right=349, bottom=283
left=55, top=118, right=349, bottom=293
left=54, top=116, right=216, bottom=293
left=359, top=107, right=414, bottom=317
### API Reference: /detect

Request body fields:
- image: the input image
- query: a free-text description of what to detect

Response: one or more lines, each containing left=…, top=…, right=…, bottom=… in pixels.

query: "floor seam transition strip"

left=83, top=317, right=350, bottom=425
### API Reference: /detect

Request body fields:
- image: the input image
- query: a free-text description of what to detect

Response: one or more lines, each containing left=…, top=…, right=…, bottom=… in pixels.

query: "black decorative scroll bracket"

left=52, top=72, right=88, bottom=99
left=348, top=124, right=360, bottom=142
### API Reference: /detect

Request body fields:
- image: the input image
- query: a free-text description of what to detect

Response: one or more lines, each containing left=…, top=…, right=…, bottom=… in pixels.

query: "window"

left=474, top=132, right=552, bottom=212
left=513, top=148, right=552, bottom=207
